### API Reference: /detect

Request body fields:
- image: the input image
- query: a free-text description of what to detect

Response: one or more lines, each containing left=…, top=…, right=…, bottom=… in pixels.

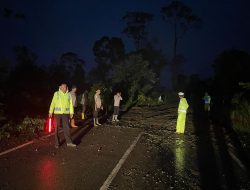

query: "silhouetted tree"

left=161, top=0, right=202, bottom=88
left=6, top=46, right=48, bottom=119
left=138, top=43, right=167, bottom=78
left=212, top=49, right=250, bottom=101
left=0, top=57, right=11, bottom=121
left=0, top=57, right=11, bottom=90
left=93, top=36, right=125, bottom=65
left=71, top=63, right=85, bottom=90
left=122, top=11, right=153, bottom=50
left=186, top=74, right=206, bottom=106
left=90, top=36, right=125, bottom=83
left=176, top=74, right=189, bottom=91
left=2, top=8, right=25, bottom=20
left=112, top=54, right=157, bottom=105
left=47, top=52, right=85, bottom=91
left=60, top=52, right=85, bottom=75
left=47, top=61, right=69, bottom=90
left=13, top=46, right=37, bottom=66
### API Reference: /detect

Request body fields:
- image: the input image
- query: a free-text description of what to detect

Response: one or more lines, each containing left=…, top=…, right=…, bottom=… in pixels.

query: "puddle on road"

left=118, top=105, right=250, bottom=189
left=36, top=158, right=58, bottom=190
left=175, top=138, right=185, bottom=175
left=117, top=105, right=202, bottom=189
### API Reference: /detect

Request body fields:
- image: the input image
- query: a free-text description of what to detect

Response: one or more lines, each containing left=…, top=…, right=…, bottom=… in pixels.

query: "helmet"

left=178, top=92, right=184, bottom=96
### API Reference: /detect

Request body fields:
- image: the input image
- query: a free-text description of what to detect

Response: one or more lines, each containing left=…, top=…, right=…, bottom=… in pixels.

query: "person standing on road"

left=49, top=83, right=76, bottom=148
left=176, top=92, right=189, bottom=134
left=80, top=90, right=88, bottom=120
left=158, top=95, right=163, bottom=103
left=203, top=92, right=211, bottom=112
left=112, top=91, right=123, bottom=122
left=93, top=89, right=103, bottom=126
left=70, top=85, right=78, bottom=128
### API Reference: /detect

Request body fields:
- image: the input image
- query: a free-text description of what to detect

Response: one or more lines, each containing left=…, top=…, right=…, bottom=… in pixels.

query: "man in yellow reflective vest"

left=49, top=83, right=76, bottom=148
left=176, top=92, right=189, bottom=134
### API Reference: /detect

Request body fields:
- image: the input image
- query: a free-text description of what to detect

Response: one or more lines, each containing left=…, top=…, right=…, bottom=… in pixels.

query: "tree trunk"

left=172, top=19, right=179, bottom=90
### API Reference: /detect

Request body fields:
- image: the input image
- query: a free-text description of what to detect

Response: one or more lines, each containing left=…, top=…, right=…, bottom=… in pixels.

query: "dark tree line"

left=184, top=49, right=250, bottom=134
left=0, top=46, right=86, bottom=121
left=3, top=0, right=250, bottom=132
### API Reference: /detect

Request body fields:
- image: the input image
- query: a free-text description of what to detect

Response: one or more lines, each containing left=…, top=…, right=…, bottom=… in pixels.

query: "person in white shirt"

left=158, top=95, right=163, bottom=103
left=70, top=85, right=78, bottom=128
left=112, top=92, right=123, bottom=122
left=93, top=89, right=103, bottom=126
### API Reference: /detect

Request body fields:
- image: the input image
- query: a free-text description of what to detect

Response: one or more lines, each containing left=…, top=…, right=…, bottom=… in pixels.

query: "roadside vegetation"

left=1, top=1, right=250, bottom=154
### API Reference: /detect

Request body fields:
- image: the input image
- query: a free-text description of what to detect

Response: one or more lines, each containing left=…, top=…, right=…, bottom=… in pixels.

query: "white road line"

left=0, top=126, right=82, bottom=157
left=100, top=132, right=143, bottom=190
left=0, top=140, right=34, bottom=157
left=229, top=151, right=246, bottom=170
left=41, top=132, right=55, bottom=139
left=0, top=132, right=55, bottom=157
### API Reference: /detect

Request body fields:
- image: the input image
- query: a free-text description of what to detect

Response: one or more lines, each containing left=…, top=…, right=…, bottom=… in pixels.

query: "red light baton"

left=48, top=117, right=52, bottom=133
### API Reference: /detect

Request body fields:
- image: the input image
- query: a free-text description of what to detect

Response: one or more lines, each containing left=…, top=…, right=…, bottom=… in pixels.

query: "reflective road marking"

left=0, top=141, right=34, bottom=156
left=0, top=132, right=55, bottom=157
left=100, top=132, right=143, bottom=190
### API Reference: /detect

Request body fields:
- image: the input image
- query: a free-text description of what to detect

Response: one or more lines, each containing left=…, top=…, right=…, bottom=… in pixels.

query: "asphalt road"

left=0, top=124, right=142, bottom=190
left=1, top=104, right=250, bottom=190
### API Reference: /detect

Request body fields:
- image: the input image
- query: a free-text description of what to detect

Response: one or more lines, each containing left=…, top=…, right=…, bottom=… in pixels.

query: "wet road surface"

left=0, top=103, right=250, bottom=190
left=111, top=104, right=250, bottom=189
left=0, top=126, right=142, bottom=190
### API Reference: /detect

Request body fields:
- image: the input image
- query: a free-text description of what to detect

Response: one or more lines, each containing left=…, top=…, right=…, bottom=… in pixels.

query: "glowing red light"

left=48, top=118, right=52, bottom=133
left=37, top=159, right=57, bottom=190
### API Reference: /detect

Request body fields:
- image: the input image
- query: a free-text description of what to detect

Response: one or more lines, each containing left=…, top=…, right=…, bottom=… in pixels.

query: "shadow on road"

left=192, top=98, right=250, bottom=189
left=192, top=101, right=222, bottom=189
left=72, top=114, right=110, bottom=145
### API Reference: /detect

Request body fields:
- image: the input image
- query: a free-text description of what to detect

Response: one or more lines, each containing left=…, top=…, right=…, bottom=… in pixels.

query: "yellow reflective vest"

left=178, top=98, right=189, bottom=113
left=49, top=89, right=74, bottom=114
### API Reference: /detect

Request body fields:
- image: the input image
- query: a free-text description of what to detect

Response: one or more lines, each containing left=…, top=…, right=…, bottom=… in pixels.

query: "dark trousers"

left=82, top=104, right=86, bottom=113
left=54, top=114, right=72, bottom=145
left=93, top=108, right=100, bottom=119
left=113, top=106, right=119, bottom=115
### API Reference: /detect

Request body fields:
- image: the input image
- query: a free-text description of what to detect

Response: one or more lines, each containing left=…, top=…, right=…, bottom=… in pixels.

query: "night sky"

left=1, top=0, right=250, bottom=86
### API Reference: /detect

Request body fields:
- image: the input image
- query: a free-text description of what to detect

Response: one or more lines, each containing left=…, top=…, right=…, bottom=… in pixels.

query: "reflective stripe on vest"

left=55, top=91, right=71, bottom=113
left=55, top=107, right=61, bottom=111
left=179, top=109, right=186, bottom=113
